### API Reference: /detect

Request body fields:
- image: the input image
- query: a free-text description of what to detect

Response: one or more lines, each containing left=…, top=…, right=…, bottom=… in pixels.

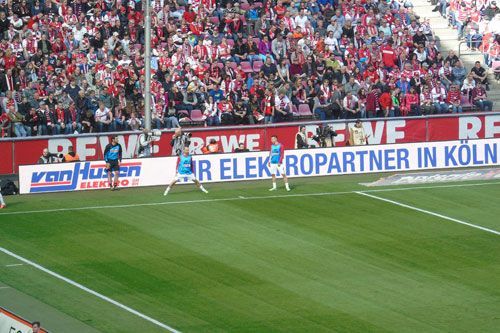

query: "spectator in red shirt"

left=379, top=87, right=394, bottom=117
left=447, top=84, right=463, bottom=113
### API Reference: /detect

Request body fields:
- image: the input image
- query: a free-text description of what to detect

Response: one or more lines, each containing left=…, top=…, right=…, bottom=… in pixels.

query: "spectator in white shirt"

left=324, top=31, right=339, bottom=53
left=431, top=84, right=449, bottom=113
left=294, top=10, right=309, bottom=30
left=95, top=102, right=113, bottom=132
left=343, top=91, right=360, bottom=119
left=72, top=23, right=87, bottom=42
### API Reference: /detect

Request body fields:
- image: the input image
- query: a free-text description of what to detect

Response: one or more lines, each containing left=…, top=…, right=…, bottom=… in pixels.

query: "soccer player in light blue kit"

left=164, top=147, right=208, bottom=196
left=269, top=135, right=290, bottom=191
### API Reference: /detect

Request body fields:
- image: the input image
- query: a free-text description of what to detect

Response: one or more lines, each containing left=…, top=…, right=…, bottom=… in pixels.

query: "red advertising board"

left=0, top=141, right=13, bottom=175
left=428, top=113, right=500, bottom=141
left=1, top=113, right=499, bottom=175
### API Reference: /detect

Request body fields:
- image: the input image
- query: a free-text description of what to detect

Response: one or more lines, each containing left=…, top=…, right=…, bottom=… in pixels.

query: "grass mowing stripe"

left=355, top=191, right=500, bottom=236
left=0, top=181, right=499, bottom=216
left=0, top=246, right=182, bottom=333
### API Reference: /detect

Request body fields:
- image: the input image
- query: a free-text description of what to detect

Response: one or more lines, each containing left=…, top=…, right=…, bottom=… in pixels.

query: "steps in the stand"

left=412, top=0, right=500, bottom=108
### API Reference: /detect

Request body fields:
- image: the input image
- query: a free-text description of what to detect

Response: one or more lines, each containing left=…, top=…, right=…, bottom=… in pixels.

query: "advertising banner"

left=5, top=114, right=500, bottom=175
left=19, top=139, right=499, bottom=194
left=0, top=307, right=48, bottom=333
left=19, top=158, right=176, bottom=194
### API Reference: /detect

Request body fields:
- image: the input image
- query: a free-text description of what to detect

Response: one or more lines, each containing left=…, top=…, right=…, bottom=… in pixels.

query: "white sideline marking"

left=0, top=181, right=498, bottom=217
left=5, top=263, right=23, bottom=267
left=0, top=247, right=181, bottom=333
left=355, top=191, right=500, bottom=236
left=0, top=286, right=10, bottom=290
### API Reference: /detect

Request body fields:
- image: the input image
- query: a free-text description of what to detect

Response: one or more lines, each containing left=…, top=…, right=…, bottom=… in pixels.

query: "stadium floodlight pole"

left=144, top=0, right=152, bottom=131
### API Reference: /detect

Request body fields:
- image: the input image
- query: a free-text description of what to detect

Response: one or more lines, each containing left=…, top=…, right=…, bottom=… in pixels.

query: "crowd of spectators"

left=434, top=0, right=499, bottom=68
left=0, top=0, right=496, bottom=138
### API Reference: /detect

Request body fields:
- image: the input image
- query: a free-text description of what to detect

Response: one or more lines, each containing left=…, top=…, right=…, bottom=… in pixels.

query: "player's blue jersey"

left=270, top=143, right=283, bottom=164
left=178, top=155, right=193, bottom=175
left=104, top=143, right=122, bottom=162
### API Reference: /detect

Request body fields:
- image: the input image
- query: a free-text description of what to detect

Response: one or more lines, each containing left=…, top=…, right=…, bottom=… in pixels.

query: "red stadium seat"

left=461, top=95, right=475, bottom=111
left=240, top=61, right=253, bottom=73
left=190, top=109, right=205, bottom=122
left=177, top=110, right=190, bottom=119
left=252, top=60, right=264, bottom=72
left=298, top=104, right=313, bottom=118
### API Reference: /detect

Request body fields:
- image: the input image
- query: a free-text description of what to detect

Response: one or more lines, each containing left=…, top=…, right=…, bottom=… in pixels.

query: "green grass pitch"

left=0, top=174, right=499, bottom=333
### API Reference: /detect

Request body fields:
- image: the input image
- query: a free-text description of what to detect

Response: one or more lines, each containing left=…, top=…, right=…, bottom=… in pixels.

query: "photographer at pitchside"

left=37, top=148, right=60, bottom=164
left=170, top=128, right=192, bottom=156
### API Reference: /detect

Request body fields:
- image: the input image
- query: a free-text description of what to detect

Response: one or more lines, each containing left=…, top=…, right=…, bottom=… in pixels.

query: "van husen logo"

left=29, top=162, right=142, bottom=193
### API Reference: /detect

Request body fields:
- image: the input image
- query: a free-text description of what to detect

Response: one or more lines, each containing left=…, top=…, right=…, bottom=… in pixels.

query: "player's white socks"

left=285, top=183, right=290, bottom=191
left=163, top=187, right=170, bottom=196
left=0, top=193, right=5, bottom=206
left=200, top=186, right=208, bottom=194
left=269, top=183, right=277, bottom=191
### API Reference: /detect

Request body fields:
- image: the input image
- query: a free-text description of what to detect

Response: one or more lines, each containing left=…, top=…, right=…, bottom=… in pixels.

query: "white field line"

left=0, top=286, right=10, bottom=290
left=355, top=191, right=500, bottom=236
left=0, top=247, right=181, bottom=333
left=0, top=182, right=497, bottom=332
left=5, top=263, right=23, bottom=267
left=0, top=181, right=498, bottom=217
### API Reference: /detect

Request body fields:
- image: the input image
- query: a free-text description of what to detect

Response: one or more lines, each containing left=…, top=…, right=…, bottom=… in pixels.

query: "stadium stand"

left=0, top=0, right=497, bottom=137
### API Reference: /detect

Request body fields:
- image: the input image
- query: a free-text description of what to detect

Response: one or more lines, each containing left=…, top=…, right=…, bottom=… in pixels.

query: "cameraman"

left=170, top=128, right=191, bottom=156
left=37, top=148, right=60, bottom=164
left=137, top=128, right=153, bottom=158
left=295, top=126, right=309, bottom=149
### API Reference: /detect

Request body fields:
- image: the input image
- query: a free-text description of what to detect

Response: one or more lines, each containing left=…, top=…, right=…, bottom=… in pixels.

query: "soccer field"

left=0, top=174, right=499, bottom=333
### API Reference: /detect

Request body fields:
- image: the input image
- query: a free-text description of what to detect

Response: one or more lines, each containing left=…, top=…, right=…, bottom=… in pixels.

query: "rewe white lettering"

left=48, top=138, right=72, bottom=155
left=386, top=120, right=406, bottom=143
left=485, top=115, right=500, bottom=138
left=365, top=121, right=385, bottom=144
left=122, top=135, right=139, bottom=158
left=190, top=137, right=205, bottom=154
left=459, top=116, right=481, bottom=139
left=76, top=137, right=97, bottom=160
left=220, top=135, right=241, bottom=152
left=246, top=134, right=260, bottom=151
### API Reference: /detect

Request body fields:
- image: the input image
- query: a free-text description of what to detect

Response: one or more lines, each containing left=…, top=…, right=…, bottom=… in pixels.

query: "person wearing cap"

left=412, top=27, right=427, bottom=47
